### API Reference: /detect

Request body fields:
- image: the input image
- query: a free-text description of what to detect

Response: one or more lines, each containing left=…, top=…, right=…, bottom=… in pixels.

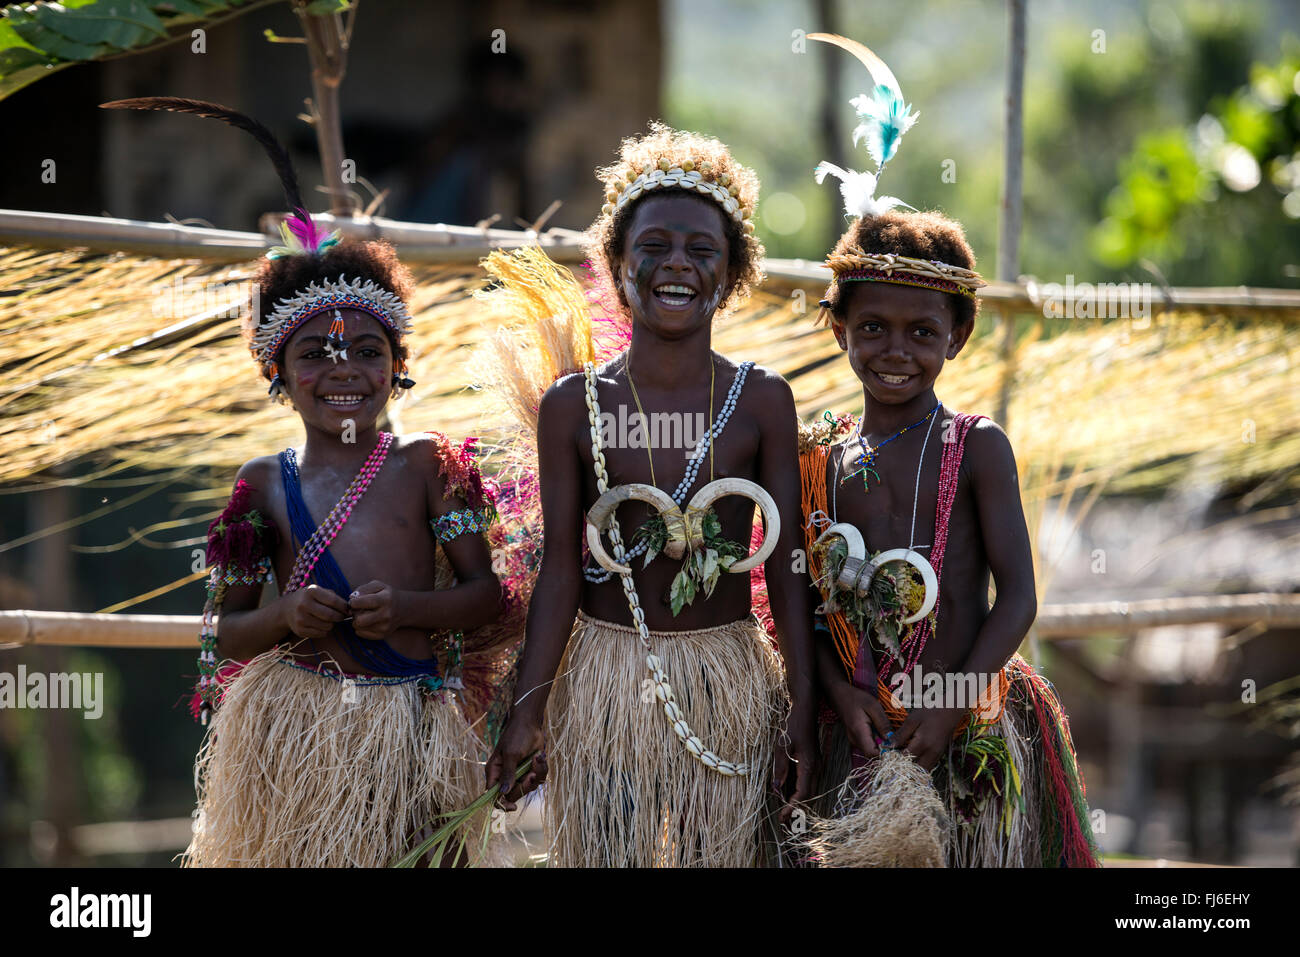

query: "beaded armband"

left=430, top=505, right=496, bottom=543
left=194, top=479, right=277, bottom=725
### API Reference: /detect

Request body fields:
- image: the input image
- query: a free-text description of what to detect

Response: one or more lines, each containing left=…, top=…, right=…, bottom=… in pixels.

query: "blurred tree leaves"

left=0, top=0, right=357, bottom=102
left=1092, top=40, right=1300, bottom=284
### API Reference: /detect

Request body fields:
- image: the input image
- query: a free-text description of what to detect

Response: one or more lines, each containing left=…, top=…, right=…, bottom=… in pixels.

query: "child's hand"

left=486, top=714, right=546, bottom=812
left=827, top=678, right=893, bottom=760
left=892, top=706, right=966, bottom=771
left=349, top=581, right=402, bottom=640
left=773, top=703, right=818, bottom=823
left=283, top=584, right=348, bottom=639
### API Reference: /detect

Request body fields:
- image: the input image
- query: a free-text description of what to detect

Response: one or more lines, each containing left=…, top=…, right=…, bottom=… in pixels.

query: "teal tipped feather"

left=851, top=84, right=919, bottom=171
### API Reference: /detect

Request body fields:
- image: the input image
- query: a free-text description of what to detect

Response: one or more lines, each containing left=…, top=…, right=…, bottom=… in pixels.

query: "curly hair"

left=822, top=210, right=980, bottom=328
left=584, top=122, right=765, bottom=319
left=247, top=238, right=414, bottom=379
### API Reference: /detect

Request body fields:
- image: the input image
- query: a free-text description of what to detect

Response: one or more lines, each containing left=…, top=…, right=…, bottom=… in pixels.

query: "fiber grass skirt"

left=808, top=658, right=1099, bottom=868
left=182, top=650, right=497, bottom=867
left=544, top=611, right=787, bottom=867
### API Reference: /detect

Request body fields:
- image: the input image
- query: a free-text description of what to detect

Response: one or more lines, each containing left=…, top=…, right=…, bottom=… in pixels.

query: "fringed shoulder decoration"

left=206, top=479, right=278, bottom=579
left=798, top=416, right=861, bottom=680
left=193, top=479, right=277, bottom=724
left=799, top=410, right=857, bottom=453
left=428, top=431, right=498, bottom=514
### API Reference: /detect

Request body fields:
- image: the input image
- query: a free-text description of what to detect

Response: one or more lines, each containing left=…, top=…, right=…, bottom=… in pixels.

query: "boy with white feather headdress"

left=795, top=36, right=1100, bottom=868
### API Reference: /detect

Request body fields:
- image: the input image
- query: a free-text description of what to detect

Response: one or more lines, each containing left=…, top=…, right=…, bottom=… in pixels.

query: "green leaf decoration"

left=669, top=571, right=686, bottom=617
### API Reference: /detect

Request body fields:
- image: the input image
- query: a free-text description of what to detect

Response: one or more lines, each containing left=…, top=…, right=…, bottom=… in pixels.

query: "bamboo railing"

left=3, top=594, right=1298, bottom=650
left=2, top=209, right=1298, bottom=649
left=5, top=208, right=1300, bottom=314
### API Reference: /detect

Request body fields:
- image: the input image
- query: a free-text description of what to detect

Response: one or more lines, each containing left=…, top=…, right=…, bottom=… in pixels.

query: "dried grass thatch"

left=3, top=243, right=1297, bottom=506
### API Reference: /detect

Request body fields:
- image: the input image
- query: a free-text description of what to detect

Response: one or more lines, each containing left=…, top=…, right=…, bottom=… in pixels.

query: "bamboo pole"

left=3, top=210, right=1300, bottom=312
left=759, top=259, right=1300, bottom=314
left=1033, top=594, right=1300, bottom=636
left=0, top=610, right=198, bottom=649
left=5, top=594, right=1298, bottom=650
left=0, top=209, right=587, bottom=263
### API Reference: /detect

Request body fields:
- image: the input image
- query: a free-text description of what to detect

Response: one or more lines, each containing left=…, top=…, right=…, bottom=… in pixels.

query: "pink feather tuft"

left=286, top=207, right=324, bottom=251
left=749, top=521, right=779, bottom=647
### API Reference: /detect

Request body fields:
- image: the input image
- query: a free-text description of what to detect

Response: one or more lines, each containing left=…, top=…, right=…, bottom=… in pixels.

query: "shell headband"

left=826, top=250, right=984, bottom=300
left=254, top=275, right=413, bottom=371
left=600, top=157, right=756, bottom=234
left=98, top=96, right=417, bottom=396
left=809, top=34, right=986, bottom=298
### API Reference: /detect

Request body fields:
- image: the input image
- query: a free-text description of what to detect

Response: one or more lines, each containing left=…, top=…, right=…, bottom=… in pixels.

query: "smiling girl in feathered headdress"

left=100, top=97, right=525, bottom=867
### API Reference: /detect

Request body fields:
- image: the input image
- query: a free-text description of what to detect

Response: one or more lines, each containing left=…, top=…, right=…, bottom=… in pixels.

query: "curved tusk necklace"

left=831, top=404, right=941, bottom=629
left=583, top=360, right=749, bottom=777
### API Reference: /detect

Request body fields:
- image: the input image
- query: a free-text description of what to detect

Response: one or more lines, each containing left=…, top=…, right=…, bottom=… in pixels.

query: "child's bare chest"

left=825, top=437, right=991, bottom=667
left=264, top=452, right=435, bottom=593
left=826, top=439, right=985, bottom=574
left=576, top=377, right=762, bottom=503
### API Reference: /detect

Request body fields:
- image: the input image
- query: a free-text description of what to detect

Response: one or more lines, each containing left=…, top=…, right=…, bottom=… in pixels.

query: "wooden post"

left=995, top=302, right=1016, bottom=429
left=294, top=2, right=354, bottom=216
left=31, top=473, right=84, bottom=866
left=996, top=0, right=1027, bottom=429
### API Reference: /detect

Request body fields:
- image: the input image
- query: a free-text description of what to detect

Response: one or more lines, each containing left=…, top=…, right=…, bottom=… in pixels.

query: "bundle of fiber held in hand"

left=804, top=749, right=949, bottom=867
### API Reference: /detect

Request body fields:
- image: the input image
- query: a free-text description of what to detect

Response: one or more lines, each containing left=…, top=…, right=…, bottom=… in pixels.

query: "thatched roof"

left=3, top=211, right=1299, bottom=508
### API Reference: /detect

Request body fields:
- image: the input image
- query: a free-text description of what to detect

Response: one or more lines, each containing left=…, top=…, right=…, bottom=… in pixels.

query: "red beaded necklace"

left=874, top=412, right=981, bottom=679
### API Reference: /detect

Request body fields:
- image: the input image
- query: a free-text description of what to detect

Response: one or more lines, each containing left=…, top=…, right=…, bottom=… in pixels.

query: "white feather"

left=815, top=160, right=914, bottom=219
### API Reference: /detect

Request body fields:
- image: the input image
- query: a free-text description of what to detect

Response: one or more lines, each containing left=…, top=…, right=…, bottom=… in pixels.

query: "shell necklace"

left=582, top=362, right=752, bottom=777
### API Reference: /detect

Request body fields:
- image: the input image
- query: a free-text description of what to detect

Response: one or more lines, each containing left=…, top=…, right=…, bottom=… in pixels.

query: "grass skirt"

left=544, top=611, right=787, bottom=867
left=806, top=659, right=1098, bottom=868
left=182, top=650, right=499, bottom=867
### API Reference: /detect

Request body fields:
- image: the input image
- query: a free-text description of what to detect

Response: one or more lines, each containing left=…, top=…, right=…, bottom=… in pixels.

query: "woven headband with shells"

left=827, top=249, right=986, bottom=299
left=600, top=156, right=757, bottom=234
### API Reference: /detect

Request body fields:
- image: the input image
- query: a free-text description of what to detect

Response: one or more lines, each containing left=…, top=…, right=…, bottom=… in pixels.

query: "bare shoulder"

left=539, top=370, right=592, bottom=418
left=743, top=363, right=794, bottom=401
left=391, top=431, right=470, bottom=505
left=233, top=455, right=279, bottom=508
left=392, top=431, right=443, bottom=473
left=960, top=415, right=1019, bottom=483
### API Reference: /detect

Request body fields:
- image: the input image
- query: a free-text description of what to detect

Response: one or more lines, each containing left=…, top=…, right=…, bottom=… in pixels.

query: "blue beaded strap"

left=583, top=359, right=755, bottom=583
left=279, top=447, right=442, bottom=679
left=430, top=506, right=495, bottom=543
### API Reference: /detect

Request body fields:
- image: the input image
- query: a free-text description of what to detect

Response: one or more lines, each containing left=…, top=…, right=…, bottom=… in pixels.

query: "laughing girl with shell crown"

left=479, top=122, right=819, bottom=867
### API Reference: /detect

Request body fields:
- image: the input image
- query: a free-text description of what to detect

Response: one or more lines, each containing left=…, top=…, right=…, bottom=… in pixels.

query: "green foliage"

left=631, top=508, right=747, bottom=617
left=0, top=0, right=261, bottom=102
left=1092, top=42, right=1300, bottom=284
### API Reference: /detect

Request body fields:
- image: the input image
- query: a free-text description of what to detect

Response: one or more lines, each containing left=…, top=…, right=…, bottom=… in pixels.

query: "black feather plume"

left=100, top=96, right=304, bottom=213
